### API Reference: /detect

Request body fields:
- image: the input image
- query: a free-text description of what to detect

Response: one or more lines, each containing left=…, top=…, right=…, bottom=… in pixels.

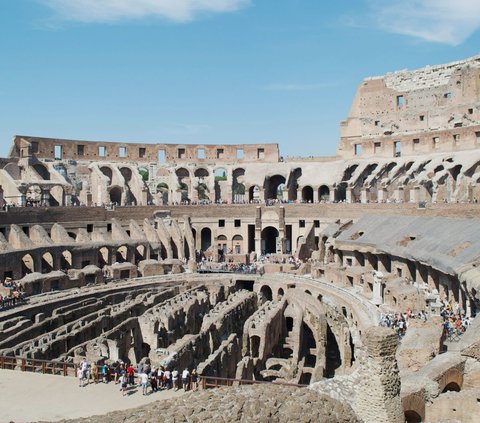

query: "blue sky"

left=1, top=0, right=480, bottom=158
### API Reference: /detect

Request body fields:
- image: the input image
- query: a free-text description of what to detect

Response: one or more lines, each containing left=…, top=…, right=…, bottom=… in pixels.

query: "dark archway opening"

left=302, top=186, right=314, bottom=202
left=319, top=185, right=330, bottom=201
left=325, top=324, right=342, bottom=378
left=259, top=285, right=273, bottom=302
left=201, top=228, right=212, bottom=251
left=236, top=280, right=254, bottom=291
left=404, top=410, right=422, bottom=423
left=442, top=382, right=461, bottom=393
left=286, top=317, right=294, bottom=332
left=299, top=372, right=312, bottom=385
left=265, top=175, right=286, bottom=200
left=261, top=226, right=279, bottom=254
left=109, top=187, right=122, bottom=204
left=251, top=336, right=260, bottom=358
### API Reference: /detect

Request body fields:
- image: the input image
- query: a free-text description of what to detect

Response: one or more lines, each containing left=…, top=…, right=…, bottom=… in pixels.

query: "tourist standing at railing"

left=172, top=368, right=179, bottom=391
left=127, top=363, right=135, bottom=386
left=77, top=366, right=85, bottom=387
left=140, top=371, right=149, bottom=395
left=101, top=363, right=108, bottom=383
left=182, top=368, right=190, bottom=392
left=119, top=373, right=127, bottom=396
left=90, top=363, right=98, bottom=383
left=191, top=369, right=198, bottom=391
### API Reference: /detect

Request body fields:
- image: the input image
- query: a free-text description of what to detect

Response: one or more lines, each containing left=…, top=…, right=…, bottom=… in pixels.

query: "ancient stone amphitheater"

left=1, top=55, right=480, bottom=423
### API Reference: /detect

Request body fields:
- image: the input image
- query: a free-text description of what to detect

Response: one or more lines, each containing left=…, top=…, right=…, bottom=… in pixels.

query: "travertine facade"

left=2, top=55, right=480, bottom=423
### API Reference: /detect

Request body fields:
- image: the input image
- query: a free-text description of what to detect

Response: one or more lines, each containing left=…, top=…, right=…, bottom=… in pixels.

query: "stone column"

left=346, top=187, right=353, bottom=203
left=410, top=186, right=420, bottom=203
left=313, top=188, right=319, bottom=203
left=360, top=187, right=370, bottom=204
left=395, top=187, right=404, bottom=202
left=377, top=187, right=387, bottom=203
left=354, top=327, right=403, bottom=423
left=329, top=187, right=336, bottom=203
left=255, top=206, right=262, bottom=255
left=372, top=270, right=384, bottom=305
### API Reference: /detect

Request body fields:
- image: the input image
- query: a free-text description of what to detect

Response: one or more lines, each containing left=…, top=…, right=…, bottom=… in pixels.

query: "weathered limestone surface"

left=54, top=384, right=360, bottom=423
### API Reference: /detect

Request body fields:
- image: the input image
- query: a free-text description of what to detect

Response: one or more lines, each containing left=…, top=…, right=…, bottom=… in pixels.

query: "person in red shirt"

left=127, top=364, right=135, bottom=386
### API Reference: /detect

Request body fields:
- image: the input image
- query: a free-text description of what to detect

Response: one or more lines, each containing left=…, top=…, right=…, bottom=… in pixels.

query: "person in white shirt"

left=141, top=372, right=149, bottom=395
left=181, top=369, right=190, bottom=391
left=119, top=374, right=127, bottom=396
left=172, top=369, right=179, bottom=391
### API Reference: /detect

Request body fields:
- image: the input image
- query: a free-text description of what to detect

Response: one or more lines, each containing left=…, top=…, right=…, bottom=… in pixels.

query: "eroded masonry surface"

left=1, top=55, right=480, bottom=423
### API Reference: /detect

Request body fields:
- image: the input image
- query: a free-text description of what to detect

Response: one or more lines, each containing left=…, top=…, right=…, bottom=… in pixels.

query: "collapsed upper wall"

left=9, top=135, right=280, bottom=164
left=339, top=55, right=480, bottom=159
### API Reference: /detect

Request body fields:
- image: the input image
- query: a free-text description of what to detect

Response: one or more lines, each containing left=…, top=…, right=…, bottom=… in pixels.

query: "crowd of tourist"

left=76, top=358, right=199, bottom=396
left=0, top=278, right=26, bottom=310
left=379, top=300, right=475, bottom=341
left=379, top=308, right=420, bottom=338
left=440, top=301, right=473, bottom=339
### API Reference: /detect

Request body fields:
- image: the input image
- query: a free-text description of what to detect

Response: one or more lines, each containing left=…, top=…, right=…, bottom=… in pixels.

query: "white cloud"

left=265, top=82, right=337, bottom=92
left=370, top=0, right=480, bottom=45
left=40, top=0, right=250, bottom=23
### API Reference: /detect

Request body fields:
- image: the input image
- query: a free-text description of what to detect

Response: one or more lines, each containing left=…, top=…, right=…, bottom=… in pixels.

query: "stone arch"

left=217, top=235, right=227, bottom=254
left=100, top=166, right=113, bottom=184
left=156, top=182, right=169, bottom=204
left=319, top=185, right=330, bottom=201
left=201, top=227, right=212, bottom=251
left=402, top=393, right=425, bottom=423
left=277, top=287, right=284, bottom=300
left=438, top=368, right=463, bottom=393
left=404, top=410, right=422, bottom=423
left=302, top=186, right=314, bottom=202
left=325, top=323, right=341, bottom=378
left=259, top=285, right=273, bottom=302
left=135, top=245, right=146, bottom=264
left=61, top=250, right=72, bottom=269
left=116, top=245, right=128, bottom=263
left=41, top=251, right=54, bottom=273
left=194, top=168, right=209, bottom=179
left=33, top=163, right=50, bottom=180
left=249, top=185, right=261, bottom=202
left=261, top=226, right=279, bottom=254
left=21, top=254, right=35, bottom=276
left=232, top=168, right=246, bottom=202
left=265, top=174, right=286, bottom=200
left=109, top=186, right=122, bottom=204
left=98, top=247, right=109, bottom=267
left=232, top=234, right=243, bottom=254
left=176, top=167, right=190, bottom=178
left=119, top=167, right=132, bottom=183
left=250, top=335, right=261, bottom=358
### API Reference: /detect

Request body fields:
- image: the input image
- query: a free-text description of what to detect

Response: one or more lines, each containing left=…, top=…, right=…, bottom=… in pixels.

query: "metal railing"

left=199, top=375, right=307, bottom=389
left=0, top=355, right=75, bottom=377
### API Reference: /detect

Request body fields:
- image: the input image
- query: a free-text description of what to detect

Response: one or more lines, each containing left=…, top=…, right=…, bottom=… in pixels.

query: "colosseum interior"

left=1, top=55, right=480, bottom=423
